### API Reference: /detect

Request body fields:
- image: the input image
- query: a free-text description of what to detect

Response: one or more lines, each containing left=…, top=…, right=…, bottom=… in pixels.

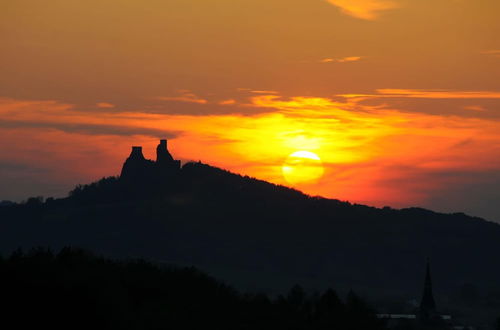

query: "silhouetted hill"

left=1, top=159, right=500, bottom=308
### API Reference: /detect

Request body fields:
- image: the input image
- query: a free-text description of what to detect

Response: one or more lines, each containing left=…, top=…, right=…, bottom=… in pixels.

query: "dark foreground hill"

left=1, top=247, right=384, bottom=330
left=2, top=160, right=500, bottom=311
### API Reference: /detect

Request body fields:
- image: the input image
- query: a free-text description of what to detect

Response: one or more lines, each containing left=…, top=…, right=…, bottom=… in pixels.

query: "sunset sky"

left=2, top=0, right=500, bottom=222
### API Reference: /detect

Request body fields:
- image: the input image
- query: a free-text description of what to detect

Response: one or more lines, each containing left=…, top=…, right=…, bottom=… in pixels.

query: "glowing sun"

left=282, top=151, right=324, bottom=185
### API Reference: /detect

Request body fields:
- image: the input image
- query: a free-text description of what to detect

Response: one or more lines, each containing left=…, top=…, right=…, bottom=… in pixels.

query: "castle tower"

left=419, top=259, right=437, bottom=323
left=120, top=146, right=153, bottom=180
left=130, top=146, right=145, bottom=160
left=156, top=139, right=181, bottom=172
left=156, top=139, right=174, bottom=164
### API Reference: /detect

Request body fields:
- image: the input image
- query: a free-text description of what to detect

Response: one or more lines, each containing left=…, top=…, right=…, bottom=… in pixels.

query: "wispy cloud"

left=463, top=105, right=486, bottom=112
left=341, top=89, right=500, bottom=99
left=0, top=120, right=177, bottom=138
left=96, top=102, right=115, bottom=108
left=250, top=90, right=279, bottom=94
left=481, top=50, right=500, bottom=57
left=157, top=91, right=208, bottom=104
left=219, top=99, right=237, bottom=105
left=325, top=0, right=400, bottom=20
left=320, top=56, right=363, bottom=63
left=377, top=89, right=500, bottom=99
left=0, top=98, right=179, bottom=138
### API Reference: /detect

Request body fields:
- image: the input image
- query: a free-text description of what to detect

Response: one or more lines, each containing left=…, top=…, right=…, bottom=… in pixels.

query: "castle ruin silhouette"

left=120, top=139, right=181, bottom=182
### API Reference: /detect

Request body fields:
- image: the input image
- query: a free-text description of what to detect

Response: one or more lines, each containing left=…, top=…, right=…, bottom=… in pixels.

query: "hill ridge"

left=1, top=141, right=500, bottom=313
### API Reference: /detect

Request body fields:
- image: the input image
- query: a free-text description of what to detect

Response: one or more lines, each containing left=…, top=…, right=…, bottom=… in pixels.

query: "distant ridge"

left=1, top=139, right=500, bottom=303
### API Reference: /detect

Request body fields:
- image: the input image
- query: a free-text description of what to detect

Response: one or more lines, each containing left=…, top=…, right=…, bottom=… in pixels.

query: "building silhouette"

left=378, top=259, right=452, bottom=329
left=419, top=259, right=438, bottom=323
left=120, top=139, right=181, bottom=183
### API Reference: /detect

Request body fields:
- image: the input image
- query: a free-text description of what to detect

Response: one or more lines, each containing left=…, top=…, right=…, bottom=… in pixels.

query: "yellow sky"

left=1, top=0, right=500, bottom=221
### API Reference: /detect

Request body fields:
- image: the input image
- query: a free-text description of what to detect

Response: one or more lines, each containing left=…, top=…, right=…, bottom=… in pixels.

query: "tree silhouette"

left=0, top=247, right=386, bottom=330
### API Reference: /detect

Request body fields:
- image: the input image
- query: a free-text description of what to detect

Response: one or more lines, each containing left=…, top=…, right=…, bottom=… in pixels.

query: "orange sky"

left=1, top=0, right=500, bottom=222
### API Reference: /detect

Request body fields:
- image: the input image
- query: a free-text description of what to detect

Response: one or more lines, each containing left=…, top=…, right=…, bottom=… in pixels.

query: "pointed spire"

left=419, top=258, right=437, bottom=321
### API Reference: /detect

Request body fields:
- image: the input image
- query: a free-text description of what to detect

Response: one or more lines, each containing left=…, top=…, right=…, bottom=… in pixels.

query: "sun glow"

left=2, top=93, right=500, bottom=210
left=282, top=151, right=325, bottom=185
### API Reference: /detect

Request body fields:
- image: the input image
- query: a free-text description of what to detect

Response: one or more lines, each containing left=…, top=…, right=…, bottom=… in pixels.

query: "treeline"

left=0, top=247, right=385, bottom=330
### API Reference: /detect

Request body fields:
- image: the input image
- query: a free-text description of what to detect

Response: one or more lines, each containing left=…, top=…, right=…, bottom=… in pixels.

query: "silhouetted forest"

left=2, top=161, right=500, bottom=326
left=1, top=247, right=386, bottom=330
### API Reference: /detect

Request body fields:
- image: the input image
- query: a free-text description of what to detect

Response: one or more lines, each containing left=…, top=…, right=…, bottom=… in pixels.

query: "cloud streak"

left=157, top=91, right=208, bottom=104
left=320, top=56, right=363, bottom=63
left=325, top=0, right=400, bottom=20
left=375, top=89, right=500, bottom=99
left=96, top=102, right=115, bottom=108
left=481, top=50, right=500, bottom=57
left=0, top=120, right=178, bottom=138
left=0, top=98, right=179, bottom=138
left=341, top=89, right=500, bottom=100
